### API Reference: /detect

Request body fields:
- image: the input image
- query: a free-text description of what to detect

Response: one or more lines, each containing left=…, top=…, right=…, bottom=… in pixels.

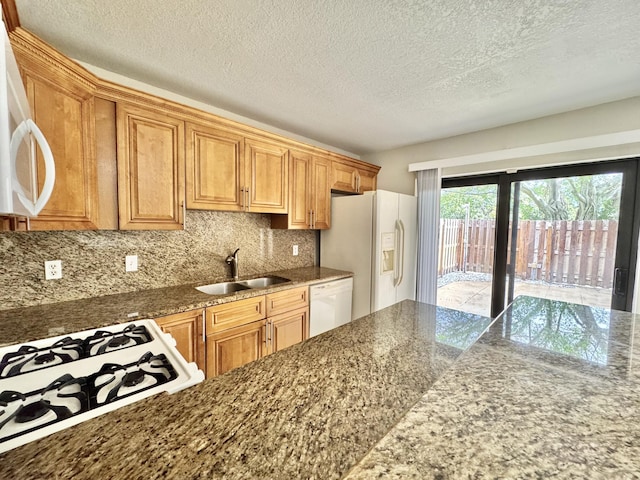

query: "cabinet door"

left=358, top=168, right=377, bottom=193
left=269, top=306, right=309, bottom=354
left=154, top=310, right=205, bottom=371
left=186, top=122, right=245, bottom=211
left=117, top=103, right=185, bottom=230
left=245, top=138, right=288, bottom=213
left=20, top=64, right=100, bottom=230
left=287, top=150, right=311, bottom=229
left=331, top=161, right=358, bottom=193
left=311, top=156, right=331, bottom=229
left=206, top=319, right=266, bottom=378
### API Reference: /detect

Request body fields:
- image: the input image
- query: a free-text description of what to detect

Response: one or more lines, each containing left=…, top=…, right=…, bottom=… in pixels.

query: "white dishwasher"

left=309, top=277, right=353, bottom=337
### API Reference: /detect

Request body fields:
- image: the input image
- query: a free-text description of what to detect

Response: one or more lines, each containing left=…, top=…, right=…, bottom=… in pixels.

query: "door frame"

left=442, top=158, right=640, bottom=317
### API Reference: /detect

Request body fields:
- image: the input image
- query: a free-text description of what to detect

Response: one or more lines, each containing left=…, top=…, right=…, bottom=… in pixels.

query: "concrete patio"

left=437, top=277, right=612, bottom=318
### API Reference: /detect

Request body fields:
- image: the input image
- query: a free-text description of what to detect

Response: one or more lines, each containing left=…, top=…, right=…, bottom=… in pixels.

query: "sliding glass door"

left=437, top=177, right=499, bottom=318
left=440, top=159, right=640, bottom=317
left=506, top=173, right=624, bottom=308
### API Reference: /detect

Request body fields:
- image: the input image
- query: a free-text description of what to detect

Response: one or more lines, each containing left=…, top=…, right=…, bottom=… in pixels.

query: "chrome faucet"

left=225, top=248, right=240, bottom=280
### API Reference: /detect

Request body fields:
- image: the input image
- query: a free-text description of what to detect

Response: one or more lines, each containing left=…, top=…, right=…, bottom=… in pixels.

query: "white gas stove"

left=0, top=320, right=204, bottom=454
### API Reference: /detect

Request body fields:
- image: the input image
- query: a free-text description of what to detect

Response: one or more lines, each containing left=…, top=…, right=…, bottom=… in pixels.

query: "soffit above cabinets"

left=13, top=0, right=640, bottom=155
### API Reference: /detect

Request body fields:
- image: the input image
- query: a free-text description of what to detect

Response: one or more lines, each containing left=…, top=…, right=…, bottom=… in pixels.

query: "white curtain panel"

left=416, top=168, right=441, bottom=304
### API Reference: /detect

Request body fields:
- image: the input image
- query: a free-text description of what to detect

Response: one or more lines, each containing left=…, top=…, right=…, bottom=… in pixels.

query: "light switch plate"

left=126, top=255, right=138, bottom=272
left=293, top=245, right=299, bottom=256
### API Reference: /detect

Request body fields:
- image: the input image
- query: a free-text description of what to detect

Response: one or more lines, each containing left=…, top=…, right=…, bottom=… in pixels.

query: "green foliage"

left=441, top=174, right=622, bottom=221
left=518, top=174, right=621, bottom=221
left=440, top=185, right=497, bottom=219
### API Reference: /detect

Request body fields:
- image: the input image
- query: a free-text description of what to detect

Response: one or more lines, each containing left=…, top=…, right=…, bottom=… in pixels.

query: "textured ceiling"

left=13, top=0, right=640, bottom=155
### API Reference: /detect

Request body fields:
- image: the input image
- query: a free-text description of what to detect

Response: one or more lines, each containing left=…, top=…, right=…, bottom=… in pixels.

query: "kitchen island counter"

left=346, top=295, right=640, bottom=479
left=0, top=301, right=491, bottom=479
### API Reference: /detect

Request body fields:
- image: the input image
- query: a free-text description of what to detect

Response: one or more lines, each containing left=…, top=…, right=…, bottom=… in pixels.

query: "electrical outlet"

left=126, top=255, right=138, bottom=272
left=44, top=260, right=62, bottom=280
left=293, top=245, right=299, bottom=256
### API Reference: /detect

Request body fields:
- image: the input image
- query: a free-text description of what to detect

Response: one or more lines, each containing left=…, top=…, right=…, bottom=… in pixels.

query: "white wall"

left=364, top=96, right=640, bottom=193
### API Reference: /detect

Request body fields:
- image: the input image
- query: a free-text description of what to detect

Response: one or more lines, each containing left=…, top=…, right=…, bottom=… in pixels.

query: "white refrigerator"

left=320, top=190, right=417, bottom=320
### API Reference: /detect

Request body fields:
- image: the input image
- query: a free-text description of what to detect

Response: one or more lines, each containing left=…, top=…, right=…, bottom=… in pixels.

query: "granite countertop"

left=0, top=301, right=493, bottom=479
left=0, top=266, right=352, bottom=347
left=3, top=296, right=639, bottom=478
left=346, top=295, right=640, bottom=479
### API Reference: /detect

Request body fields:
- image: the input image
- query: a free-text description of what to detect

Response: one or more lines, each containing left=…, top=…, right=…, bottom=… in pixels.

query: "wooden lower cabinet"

left=154, top=309, right=205, bottom=372
left=206, top=319, right=266, bottom=378
left=269, top=306, right=309, bottom=354
left=204, top=287, right=310, bottom=378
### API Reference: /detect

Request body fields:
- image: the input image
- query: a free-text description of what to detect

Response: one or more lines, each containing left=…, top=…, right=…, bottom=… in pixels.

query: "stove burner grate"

left=0, top=374, right=89, bottom=444
left=90, top=351, right=178, bottom=406
left=0, top=324, right=154, bottom=379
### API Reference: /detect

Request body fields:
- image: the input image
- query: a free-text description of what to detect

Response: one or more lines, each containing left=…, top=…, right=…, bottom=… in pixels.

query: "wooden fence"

left=438, top=219, right=618, bottom=288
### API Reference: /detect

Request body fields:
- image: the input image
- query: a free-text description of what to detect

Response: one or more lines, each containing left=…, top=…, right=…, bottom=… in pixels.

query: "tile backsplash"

left=0, top=210, right=315, bottom=310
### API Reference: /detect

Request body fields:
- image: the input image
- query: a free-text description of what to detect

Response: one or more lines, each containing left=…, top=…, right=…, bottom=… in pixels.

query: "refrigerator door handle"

left=397, top=219, right=405, bottom=287
left=393, top=220, right=400, bottom=286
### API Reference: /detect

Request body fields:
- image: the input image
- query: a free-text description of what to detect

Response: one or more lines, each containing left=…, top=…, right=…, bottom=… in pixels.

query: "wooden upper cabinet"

left=186, top=122, right=245, bottom=211
left=12, top=32, right=101, bottom=230
left=185, top=126, right=288, bottom=214
left=245, top=138, right=288, bottom=213
left=358, top=167, right=378, bottom=192
left=331, top=160, right=358, bottom=193
left=271, top=151, right=330, bottom=230
left=331, top=158, right=380, bottom=194
left=276, top=150, right=311, bottom=229
left=117, top=103, right=185, bottom=230
left=311, top=156, right=331, bottom=229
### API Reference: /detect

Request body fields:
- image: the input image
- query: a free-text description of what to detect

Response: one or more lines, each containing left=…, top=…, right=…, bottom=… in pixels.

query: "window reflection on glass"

left=503, top=296, right=609, bottom=365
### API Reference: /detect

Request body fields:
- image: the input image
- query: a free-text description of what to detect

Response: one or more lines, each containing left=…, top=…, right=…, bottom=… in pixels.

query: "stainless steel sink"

left=237, top=276, right=290, bottom=289
left=196, top=282, right=251, bottom=295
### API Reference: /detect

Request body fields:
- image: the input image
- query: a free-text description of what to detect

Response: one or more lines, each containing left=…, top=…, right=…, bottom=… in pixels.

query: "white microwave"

left=0, top=13, right=54, bottom=217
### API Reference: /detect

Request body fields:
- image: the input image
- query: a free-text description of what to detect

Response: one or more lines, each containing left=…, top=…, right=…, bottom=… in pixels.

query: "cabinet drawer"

left=266, top=286, right=308, bottom=316
left=206, top=296, right=266, bottom=333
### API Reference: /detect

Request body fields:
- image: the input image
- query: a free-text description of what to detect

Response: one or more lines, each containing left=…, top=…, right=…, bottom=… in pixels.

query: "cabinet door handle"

left=201, top=309, right=206, bottom=343
left=311, top=210, right=315, bottom=229
left=240, top=187, right=245, bottom=209
left=270, top=321, right=274, bottom=351
left=247, top=187, right=251, bottom=211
